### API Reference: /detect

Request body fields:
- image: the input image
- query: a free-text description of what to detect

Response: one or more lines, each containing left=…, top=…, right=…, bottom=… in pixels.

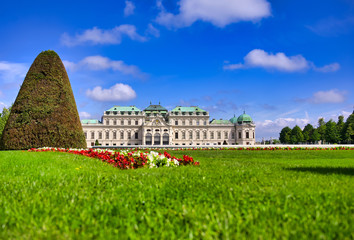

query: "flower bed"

left=28, top=147, right=199, bottom=170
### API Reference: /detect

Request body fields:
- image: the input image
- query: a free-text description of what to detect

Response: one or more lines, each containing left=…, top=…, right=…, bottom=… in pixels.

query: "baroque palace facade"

left=81, top=104, right=256, bottom=147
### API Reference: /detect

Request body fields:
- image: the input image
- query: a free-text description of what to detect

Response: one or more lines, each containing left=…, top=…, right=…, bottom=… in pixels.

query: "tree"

left=0, top=50, right=86, bottom=150
left=290, top=125, right=304, bottom=144
left=317, top=118, right=327, bottom=142
left=325, top=120, right=339, bottom=143
left=302, top=124, right=314, bottom=143
left=342, top=112, right=354, bottom=143
left=337, top=115, right=345, bottom=142
left=0, top=106, right=11, bottom=139
left=310, top=129, right=321, bottom=143
left=279, top=127, right=291, bottom=144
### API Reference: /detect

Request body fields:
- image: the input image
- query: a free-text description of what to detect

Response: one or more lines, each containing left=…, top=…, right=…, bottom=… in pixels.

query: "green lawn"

left=0, top=150, right=353, bottom=239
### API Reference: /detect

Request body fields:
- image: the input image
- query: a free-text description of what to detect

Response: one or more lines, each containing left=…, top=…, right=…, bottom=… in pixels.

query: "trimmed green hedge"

left=0, top=50, right=86, bottom=150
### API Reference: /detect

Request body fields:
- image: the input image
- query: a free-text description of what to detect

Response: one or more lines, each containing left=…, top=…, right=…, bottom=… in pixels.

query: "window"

left=196, top=132, right=200, bottom=139
left=121, top=120, right=124, bottom=125
left=113, top=120, right=117, bottom=125
left=175, top=132, right=179, bottom=139
left=105, top=132, right=109, bottom=139
left=128, top=120, right=131, bottom=125
left=232, top=132, right=235, bottom=139
left=84, top=132, right=87, bottom=139
left=189, top=131, right=193, bottom=139
left=106, top=120, right=109, bottom=125
left=210, top=131, right=214, bottom=139
left=135, top=132, right=138, bottom=139
left=238, top=132, right=242, bottom=139
left=182, top=132, right=186, bottom=140
left=182, top=120, right=185, bottom=125
left=225, top=132, right=228, bottom=139
left=189, top=120, right=192, bottom=125
left=91, top=132, right=94, bottom=139
left=128, top=132, right=131, bottom=140
left=135, top=120, right=138, bottom=125
left=217, top=132, right=221, bottom=139
left=253, top=132, right=255, bottom=139
left=120, top=132, right=124, bottom=139
left=246, top=132, right=249, bottom=138
left=196, top=120, right=199, bottom=126
left=113, top=132, right=117, bottom=139
left=99, top=132, right=102, bottom=139
left=204, top=121, right=207, bottom=125
left=175, top=120, right=178, bottom=125
left=203, top=131, right=207, bottom=139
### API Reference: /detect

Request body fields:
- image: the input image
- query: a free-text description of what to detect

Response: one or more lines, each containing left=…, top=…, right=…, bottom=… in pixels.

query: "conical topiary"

left=0, top=50, right=87, bottom=150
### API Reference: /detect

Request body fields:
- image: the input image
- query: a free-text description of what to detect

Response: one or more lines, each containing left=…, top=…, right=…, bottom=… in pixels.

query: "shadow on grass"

left=285, top=167, right=354, bottom=176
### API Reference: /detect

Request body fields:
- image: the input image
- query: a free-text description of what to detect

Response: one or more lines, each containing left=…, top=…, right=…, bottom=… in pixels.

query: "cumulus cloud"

left=61, top=25, right=146, bottom=46
left=311, top=89, right=347, bottom=104
left=124, top=1, right=135, bottom=16
left=256, top=117, right=310, bottom=139
left=63, top=56, right=147, bottom=79
left=314, top=63, right=340, bottom=73
left=224, top=49, right=340, bottom=73
left=0, top=61, right=28, bottom=83
left=156, top=0, right=271, bottom=28
left=0, top=101, right=7, bottom=109
left=79, top=111, right=92, bottom=119
left=86, top=83, right=136, bottom=102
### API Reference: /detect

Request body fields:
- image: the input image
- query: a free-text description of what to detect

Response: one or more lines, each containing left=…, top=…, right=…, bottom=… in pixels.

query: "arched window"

left=154, top=133, right=161, bottom=145
left=145, top=133, right=152, bottom=145
left=163, top=133, right=169, bottom=145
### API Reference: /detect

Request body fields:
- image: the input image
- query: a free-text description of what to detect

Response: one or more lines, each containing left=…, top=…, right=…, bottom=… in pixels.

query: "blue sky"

left=0, top=0, right=353, bottom=140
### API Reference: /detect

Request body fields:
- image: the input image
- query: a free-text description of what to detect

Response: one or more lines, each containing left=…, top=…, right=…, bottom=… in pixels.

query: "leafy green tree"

left=337, top=115, right=345, bottom=142
left=317, top=118, right=327, bottom=142
left=302, top=124, right=314, bottom=143
left=311, top=129, right=321, bottom=143
left=325, top=120, right=339, bottom=143
left=291, top=125, right=304, bottom=144
left=0, top=50, right=86, bottom=150
left=0, top=106, right=11, bottom=139
left=342, top=112, right=354, bottom=143
left=279, top=127, right=291, bottom=143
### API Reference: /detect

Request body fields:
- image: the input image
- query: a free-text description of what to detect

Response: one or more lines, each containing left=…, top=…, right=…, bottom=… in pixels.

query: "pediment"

left=144, top=117, right=169, bottom=127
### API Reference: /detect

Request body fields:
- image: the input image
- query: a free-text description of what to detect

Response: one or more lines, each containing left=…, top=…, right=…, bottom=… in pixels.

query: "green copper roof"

left=237, top=112, right=253, bottom=123
left=229, top=115, right=238, bottom=124
left=171, top=106, right=206, bottom=112
left=106, top=106, right=141, bottom=112
left=144, top=104, right=168, bottom=112
left=210, top=119, right=231, bottom=124
left=81, top=119, right=101, bottom=124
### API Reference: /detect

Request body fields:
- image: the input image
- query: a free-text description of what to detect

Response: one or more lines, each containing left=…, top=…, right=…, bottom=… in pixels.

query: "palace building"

left=81, top=104, right=256, bottom=147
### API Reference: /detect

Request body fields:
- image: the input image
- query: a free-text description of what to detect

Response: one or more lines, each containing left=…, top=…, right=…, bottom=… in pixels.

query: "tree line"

left=279, top=112, right=354, bottom=144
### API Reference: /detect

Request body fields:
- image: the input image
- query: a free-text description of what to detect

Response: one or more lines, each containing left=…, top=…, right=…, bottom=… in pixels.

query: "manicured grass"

left=0, top=150, right=353, bottom=239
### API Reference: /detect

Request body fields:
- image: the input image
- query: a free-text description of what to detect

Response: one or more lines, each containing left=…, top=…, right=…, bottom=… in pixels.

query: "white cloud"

left=0, top=101, right=6, bottom=109
left=61, top=25, right=146, bottom=46
left=124, top=1, right=135, bottom=16
left=314, top=63, right=340, bottom=73
left=224, top=49, right=340, bottom=73
left=256, top=117, right=310, bottom=139
left=311, top=89, right=346, bottom=104
left=0, top=61, right=28, bottom=83
left=156, top=0, right=271, bottom=28
left=63, top=56, right=147, bottom=79
left=146, top=24, right=160, bottom=37
left=86, top=83, right=136, bottom=102
left=79, top=111, right=92, bottom=119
